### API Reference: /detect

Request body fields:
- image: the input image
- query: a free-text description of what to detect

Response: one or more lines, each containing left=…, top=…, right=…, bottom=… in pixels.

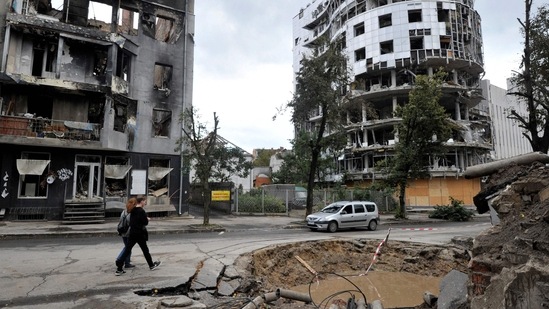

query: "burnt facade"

left=0, top=0, right=194, bottom=221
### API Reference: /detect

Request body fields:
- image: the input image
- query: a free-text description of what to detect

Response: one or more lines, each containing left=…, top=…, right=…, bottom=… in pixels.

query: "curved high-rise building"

left=293, top=0, right=492, bottom=207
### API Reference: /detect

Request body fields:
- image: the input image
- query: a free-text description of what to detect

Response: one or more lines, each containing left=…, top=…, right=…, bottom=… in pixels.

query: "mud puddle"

left=291, top=271, right=440, bottom=308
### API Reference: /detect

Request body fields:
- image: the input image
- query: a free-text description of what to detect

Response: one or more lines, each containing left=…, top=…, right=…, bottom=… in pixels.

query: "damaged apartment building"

left=293, top=0, right=511, bottom=206
left=0, top=0, right=194, bottom=221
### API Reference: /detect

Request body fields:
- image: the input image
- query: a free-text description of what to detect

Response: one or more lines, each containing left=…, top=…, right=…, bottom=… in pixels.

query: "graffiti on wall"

left=2, top=171, right=8, bottom=198
left=57, top=168, right=73, bottom=182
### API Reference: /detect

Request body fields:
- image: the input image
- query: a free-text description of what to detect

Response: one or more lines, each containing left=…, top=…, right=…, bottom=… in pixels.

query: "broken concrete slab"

left=190, top=258, right=225, bottom=291
left=437, top=270, right=468, bottom=309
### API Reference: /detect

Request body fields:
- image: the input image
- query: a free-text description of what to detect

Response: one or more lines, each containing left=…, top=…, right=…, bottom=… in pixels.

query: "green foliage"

left=352, top=188, right=371, bottom=201
left=286, top=37, right=351, bottom=215
left=210, top=146, right=253, bottom=183
left=271, top=135, right=311, bottom=184
left=381, top=71, right=452, bottom=216
left=429, top=197, right=475, bottom=221
left=237, top=193, right=286, bottom=213
left=253, top=149, right=277, bottom=167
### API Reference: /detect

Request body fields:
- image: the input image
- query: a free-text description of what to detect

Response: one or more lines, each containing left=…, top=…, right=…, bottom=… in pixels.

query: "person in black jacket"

left=115, top=196, right=161, bottom=275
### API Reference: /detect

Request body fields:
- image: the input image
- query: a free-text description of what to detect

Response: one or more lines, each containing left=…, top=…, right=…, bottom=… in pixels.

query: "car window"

left=322, top=205, right=342, bottom=213
left=354, top=204, right=365, bottom=213
left=342, top=205, right=353, bottom=214
left=365, top=203, right=376, bottom=212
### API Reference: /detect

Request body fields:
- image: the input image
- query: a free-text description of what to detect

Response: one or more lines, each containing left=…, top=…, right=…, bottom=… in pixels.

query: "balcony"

left=0, top=115, right=101, bottom=142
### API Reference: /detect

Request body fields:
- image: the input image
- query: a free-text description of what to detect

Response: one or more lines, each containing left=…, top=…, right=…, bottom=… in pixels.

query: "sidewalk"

left=0, top=209, right=487, bottom=240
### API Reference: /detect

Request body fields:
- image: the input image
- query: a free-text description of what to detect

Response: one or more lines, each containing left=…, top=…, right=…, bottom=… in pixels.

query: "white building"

left=291, top=0, right=526, bottom=206
left=480, top=80, right=531, bottom=160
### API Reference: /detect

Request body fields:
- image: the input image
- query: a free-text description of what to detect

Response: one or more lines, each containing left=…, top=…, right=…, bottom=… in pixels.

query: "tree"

left=178, top=106, right=252, bottom=225
left=508, top=1, right=549, bottom=153
left=271, top=132, right=313, bottom=185
left=288, top=39, right=349, bottom=216
left=253, top=149, right=277, bottom=167
left=382, top=72, right=451, bottom=218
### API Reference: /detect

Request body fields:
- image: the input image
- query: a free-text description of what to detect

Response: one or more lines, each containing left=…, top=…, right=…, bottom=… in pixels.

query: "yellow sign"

left=211, top=190, right=231, bottom=201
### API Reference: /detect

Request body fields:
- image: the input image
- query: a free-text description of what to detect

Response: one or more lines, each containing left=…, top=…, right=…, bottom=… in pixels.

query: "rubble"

left=218, top=160, right=549, bottom=309
left=468, top=161, right=549, bottom=308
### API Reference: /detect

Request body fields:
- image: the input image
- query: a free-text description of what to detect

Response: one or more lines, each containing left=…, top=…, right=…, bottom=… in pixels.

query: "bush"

left=429, top=197, right=475, bottom=221
left=237, top=194, right=286, bottom=213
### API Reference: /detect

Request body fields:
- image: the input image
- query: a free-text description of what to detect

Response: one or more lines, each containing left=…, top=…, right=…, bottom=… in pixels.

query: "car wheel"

left=327, top=221, right=338, bottom=233
left=368, top=220, right=377, bottom=231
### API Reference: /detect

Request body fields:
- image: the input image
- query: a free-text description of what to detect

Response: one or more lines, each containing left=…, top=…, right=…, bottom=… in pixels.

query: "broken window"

left=104, top=157, right=131, bottom=197
left=410, top=37, right=424, bottom=50
left=354, top=22, right=365, bottom=37
left=155, top=16, right=176, bottom=43
left=378, top=14, right=392, bottom=28
left=87, top=1, right=113, bottom=30
left=354, top=48, right=366, bottom=61
left=32, top=41, right=46, bottom=77
left=19, top=0, right=52, bottom=15
left=408, top=9, right=422, bottom=22
left=380, top=40, right=393, bottom=54
left=116, top=48, right=132, bottom=81
left=113, top=101, right=127, bottom=133
left=17, top=152, right=50, bottom=198
left=152, top=109, right=171, bottom=137
left=93, top=49, right=108, bottom=77
left=440, top=36, right=451, bottom=50
left=45, top=43, right=57, bottom=73
left=118, top=7, right=139, bottom=36
left=73, top=155, right=101, bottom=199
left=438, top=9, right=449, bottom=22
left=153, top=63, right=172, bottom=92
left=28, top=94, right=53, bottom=119
left=148, top=158, right=172, bottom=199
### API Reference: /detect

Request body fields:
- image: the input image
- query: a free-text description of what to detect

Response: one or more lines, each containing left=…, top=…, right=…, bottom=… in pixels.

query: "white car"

left=306, top=201, right=380, bottom=232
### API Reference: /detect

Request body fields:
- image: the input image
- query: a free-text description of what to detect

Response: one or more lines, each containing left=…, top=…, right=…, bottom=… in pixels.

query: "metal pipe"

left=241, top=296, right=264, bottom=309
left=178, top=0, right=190, bottom=215
left=263, top=292, right=278, bottom=303
left=276, top=288, right=312, bottom=303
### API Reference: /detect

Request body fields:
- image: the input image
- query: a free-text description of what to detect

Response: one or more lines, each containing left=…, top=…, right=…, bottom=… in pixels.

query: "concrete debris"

left=437, top=270, right=468, bottom=309
left=469, top=161, right=549, bottom=308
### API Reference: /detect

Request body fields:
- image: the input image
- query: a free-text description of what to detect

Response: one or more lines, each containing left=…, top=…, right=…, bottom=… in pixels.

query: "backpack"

left=117, top=211, right=130, bottom=236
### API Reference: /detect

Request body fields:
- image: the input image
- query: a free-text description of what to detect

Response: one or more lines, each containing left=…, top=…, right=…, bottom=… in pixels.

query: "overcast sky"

left=64, top=0, right=534, bottom=153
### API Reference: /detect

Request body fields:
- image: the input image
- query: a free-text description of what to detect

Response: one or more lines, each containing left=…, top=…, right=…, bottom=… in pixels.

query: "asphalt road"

left=0, top=219, right=491, bottom=308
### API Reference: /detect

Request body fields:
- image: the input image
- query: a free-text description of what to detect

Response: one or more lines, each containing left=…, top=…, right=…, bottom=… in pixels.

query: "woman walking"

left=116, top=197, right=136, bottom=268
left=115, top=196, right=161, bottom=275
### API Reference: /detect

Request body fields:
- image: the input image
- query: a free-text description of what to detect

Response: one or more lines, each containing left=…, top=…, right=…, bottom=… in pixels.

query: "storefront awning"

left=104, top=165, right=132, bottom=179
left=16, top=159, right=50, bottom=175
left=148, top=167, right=173, bottom=181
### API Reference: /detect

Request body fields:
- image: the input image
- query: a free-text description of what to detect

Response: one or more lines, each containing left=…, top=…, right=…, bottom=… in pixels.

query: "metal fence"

left=233, top=187, right=397, bottom=215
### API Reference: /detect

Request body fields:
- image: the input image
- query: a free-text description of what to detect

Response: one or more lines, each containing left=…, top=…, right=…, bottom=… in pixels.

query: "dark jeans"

left=116, top=237, right=131, bottom=266
left=116, top=233, right=153, bottom=270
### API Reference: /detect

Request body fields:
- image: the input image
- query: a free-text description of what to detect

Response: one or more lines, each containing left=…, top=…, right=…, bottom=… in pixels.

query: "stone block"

left=538, top=186, right=549, bottom=202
